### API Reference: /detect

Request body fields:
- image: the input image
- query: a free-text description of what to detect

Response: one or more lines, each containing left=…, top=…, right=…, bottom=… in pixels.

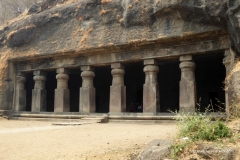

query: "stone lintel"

left=81, top=66, right=95, bottom=71
left=144, top=59, right=158, bottom=65
left=16, top=72, right=26, bottom=77
left=111, top=63, right=124, bottom=69
left=33, top=70, right=46, bottom=76
left=56, top=68, right=69, bottom=74
left=180, top=55, right=193, bottom=62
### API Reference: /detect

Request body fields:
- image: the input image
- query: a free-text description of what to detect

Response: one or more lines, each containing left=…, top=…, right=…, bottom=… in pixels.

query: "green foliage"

left=171, top=141, right=189, bottom=159
left=177, top=112, right=232, bottom=141
left=170, top=107, right=232, bottom=159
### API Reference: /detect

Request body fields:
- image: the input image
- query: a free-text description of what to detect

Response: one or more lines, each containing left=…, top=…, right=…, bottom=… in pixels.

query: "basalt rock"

left=0, top=0, right=235, bottom=54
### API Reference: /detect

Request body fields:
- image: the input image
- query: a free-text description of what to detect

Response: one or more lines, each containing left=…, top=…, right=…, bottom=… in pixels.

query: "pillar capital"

left=111, top=63, right=124, bottom=69
left=33, top=70, right=46, bottom=76
left=16, top=75, right=26, bottom=90
left=144, top=59, right=158, bottom=65
left=80, top=66, right=95, bottom=71
left=56, top=68, right=69, bottom=74
left=180, top=55, right=193, bottom=62
left=143, top=65, right=159, bottom=73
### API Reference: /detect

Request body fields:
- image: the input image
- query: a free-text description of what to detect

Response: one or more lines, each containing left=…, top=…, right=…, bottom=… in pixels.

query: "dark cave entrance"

left=158, top=59, right=180, bottom=113
left=195, top=53, right=226, bottom=112
left=45, top=71, right=57, bottom=112
left=94, top=66, right=111, bottom=113
left=125, top=62, right=145, bottom=112
left=69, top=69, right=82, bottom=112
left=25, top=72, right=34, bottom=111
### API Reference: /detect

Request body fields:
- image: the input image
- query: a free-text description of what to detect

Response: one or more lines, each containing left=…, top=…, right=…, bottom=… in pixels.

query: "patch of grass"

left=170, top=107, right=232, bottom=159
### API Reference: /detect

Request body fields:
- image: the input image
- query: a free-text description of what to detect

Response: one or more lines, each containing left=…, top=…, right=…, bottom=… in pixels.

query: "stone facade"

left=0, top=0, right=239, bottom=118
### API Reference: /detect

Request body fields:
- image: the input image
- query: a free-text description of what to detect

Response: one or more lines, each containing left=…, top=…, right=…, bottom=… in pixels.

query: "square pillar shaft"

left=79, top=66, right=96, bottom=114
left=80, top=87, right=95, bottom=113
left=179, top=55, right=196, bottom=112
left=32, top=89, right=47, bottom=112
left=54, top=68, right=70, bottom=112
left=143, top=59, right=160, bottom=113
left=143, top=83, right=159, bottom=113
left=54, top=89, right=70, bottom=112
left=109, top=63, right=126, bottom=113
left=31, top=71, right=47, bottom=112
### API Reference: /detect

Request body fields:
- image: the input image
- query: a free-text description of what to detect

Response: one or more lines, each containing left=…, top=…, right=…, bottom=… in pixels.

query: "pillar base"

left=54, top=89, right=70, bottom=112
left=143, top=83, right=159, bottom=113
left=179, top=81, right=196, bottom=113
left=110, top=86, right=126, bottom=113
left=15, top=90, right=26, bottom=111
left=79, top=87, right=95, bottom=114
left=31, top=89, right=47, bottom=112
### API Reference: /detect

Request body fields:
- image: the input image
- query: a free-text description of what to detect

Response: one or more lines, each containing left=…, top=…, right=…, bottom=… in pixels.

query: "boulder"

left=138, top=139, right=173, bottom=160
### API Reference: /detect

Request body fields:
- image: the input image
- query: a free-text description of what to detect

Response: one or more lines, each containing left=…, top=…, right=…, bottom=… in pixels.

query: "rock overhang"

left=0, top=0, right=233, bottom=60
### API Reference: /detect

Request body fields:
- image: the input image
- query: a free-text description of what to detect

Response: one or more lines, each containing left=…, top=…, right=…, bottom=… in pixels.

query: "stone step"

left=108, top=119, right=177, bottom=124
left=10, top=117, right=107, bottom=123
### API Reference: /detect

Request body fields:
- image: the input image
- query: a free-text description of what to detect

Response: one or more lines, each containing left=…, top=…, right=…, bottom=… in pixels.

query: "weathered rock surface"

left=196, top=143, right=237, bottom=160
left=0, top=0, right=231, bottom=56
left=138, top=139, right=172, bottom=160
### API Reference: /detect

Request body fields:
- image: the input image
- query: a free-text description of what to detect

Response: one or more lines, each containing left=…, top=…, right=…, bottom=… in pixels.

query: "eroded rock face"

left=0, top=0, right=231, bottom=54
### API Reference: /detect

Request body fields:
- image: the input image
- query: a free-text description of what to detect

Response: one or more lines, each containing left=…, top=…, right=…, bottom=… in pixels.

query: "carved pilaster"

left=109, top=63, right=126, bottom=113
left=79, top=66, right=95, bottom=114
left=143, top=59, right=160, bottom=113
left=15, top=74, right=26, bottom=111
left=179, top=55, right=196, bottom=113
left=54, top=68, right=70, bottom=112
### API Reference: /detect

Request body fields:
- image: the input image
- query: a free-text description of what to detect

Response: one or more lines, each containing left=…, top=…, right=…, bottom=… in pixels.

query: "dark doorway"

left=195, top=53, right=226, bottom=112
left=45, top=71, right=57, bottom=112
left=69, top=69, right=82, bottom=112
left=158, top=59, right=180, bottom=112
left=25, top=72, right=34, bottom=111
left=125, top=62, right=145, bottom=112
left=94, top=66, right=111, bottom=113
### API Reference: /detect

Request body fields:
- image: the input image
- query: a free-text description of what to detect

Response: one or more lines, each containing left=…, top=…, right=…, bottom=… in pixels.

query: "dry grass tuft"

left=99, top=9, right=111, bottom=15
left=78, top=16, right=84, bottom=21
left=128, top=5, right=133, bottom=9
left=98, top=44, right=104, bottom=48
left=0, top=51, right=9, bottom=87
left=134, top=0, right=140, bottom=4
left=108, top=43, right=114, bottom=46
left=101, top=0, right=112, bottom=4
left=79, top=27, right=93, bottom=46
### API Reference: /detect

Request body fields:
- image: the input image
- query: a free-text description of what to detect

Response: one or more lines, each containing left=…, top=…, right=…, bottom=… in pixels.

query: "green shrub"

left=171, top=109, right=232, bottom=159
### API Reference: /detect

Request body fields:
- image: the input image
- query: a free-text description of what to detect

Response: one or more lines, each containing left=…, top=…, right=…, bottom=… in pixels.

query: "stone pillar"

left=31, top=70, right=47, bottom=112
left=79, top=66, right=95, bottom=114
left=179, top=55, right=196, bottom=113
left=143, top=59, right=160, bottom=113
left=54, top=68, right=70, bottom=112
left=15, top=73, right=26, bottom=111
left=109, top=63, right=126, bottom=113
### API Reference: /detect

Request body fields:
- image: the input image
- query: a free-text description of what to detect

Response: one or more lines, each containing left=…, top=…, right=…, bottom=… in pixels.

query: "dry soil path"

left=0, top=119, right=177, bottom=160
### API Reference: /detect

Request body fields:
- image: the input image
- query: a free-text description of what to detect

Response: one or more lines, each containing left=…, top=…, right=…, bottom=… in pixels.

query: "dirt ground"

left=0, top=118, right=177, bottom=160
